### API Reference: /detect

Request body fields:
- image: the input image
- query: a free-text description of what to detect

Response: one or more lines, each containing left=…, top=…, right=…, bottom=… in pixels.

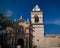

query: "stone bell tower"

left=31, top=5, right=45, bottom=48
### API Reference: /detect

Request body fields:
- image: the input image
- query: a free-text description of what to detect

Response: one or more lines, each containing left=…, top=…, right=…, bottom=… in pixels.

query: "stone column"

left=24, top=39, right=26, bottom=48
left=26, top=36, right=29, bottom=48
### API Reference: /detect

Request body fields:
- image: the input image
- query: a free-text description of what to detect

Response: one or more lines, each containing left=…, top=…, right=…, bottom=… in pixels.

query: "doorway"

left=17, top=38, right=24, bottom=48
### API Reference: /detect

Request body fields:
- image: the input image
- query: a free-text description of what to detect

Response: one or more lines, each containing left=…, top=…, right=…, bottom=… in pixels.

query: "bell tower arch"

left=34, top=15, right=39, bottom=23
left=31, top=5, right=43, bottom=24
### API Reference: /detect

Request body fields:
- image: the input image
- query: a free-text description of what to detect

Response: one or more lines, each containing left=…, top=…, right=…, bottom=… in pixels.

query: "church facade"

left=5, top=5, right=60, bottom=48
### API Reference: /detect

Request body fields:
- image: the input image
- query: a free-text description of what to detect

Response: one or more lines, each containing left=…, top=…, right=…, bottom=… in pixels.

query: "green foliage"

left=0, top=13, right=4, bottom=24
left=0, top=13, right=12, bottom=30
left=4, top=16, right=11, bottom=19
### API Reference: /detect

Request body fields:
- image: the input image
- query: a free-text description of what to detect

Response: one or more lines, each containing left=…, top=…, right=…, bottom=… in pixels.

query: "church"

left=5, top=5, right=60, bottom=48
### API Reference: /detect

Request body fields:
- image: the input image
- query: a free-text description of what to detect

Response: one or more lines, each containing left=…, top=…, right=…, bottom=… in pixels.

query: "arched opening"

left=17, top=38, right=24, bottom=48
left=18, top=26, right=24, bottom=34
left=35, top=16, right=39, bottom=23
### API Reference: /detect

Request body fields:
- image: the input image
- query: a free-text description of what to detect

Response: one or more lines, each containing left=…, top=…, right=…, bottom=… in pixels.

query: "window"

left=18, top=26, right=24, bottom=34
left=35, top=16, right=39, bottom=23
left=37, top=39, right=39, bottom=41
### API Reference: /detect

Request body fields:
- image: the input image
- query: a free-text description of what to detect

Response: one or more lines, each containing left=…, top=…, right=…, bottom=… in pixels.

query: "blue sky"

left=0, top=0, right=60, bottom=34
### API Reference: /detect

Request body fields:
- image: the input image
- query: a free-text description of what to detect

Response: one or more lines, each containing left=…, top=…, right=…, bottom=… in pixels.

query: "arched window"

left=35, top=16, right=39, bottom=23
left=18, top=26, right=24, bottom=34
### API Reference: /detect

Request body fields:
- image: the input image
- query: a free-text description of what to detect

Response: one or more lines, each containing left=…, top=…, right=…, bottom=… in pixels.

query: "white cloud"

left=6, top=10, right=13, bottom=16
left=44, top=19, right=60, bottom=25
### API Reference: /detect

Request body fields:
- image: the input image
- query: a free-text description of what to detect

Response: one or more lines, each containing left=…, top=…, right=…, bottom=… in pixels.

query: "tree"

left=0, top=13, right=12, bottom=30
left=2, top=19, right=12, bottom=29
left=0, top=13, right=13, bottom=48
left=0, top=13, right=4, bottom=22
left=0, top=13, right=4, bottom=30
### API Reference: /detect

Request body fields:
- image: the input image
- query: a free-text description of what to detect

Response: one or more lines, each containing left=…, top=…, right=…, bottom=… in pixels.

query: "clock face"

left=19, top=22, right=23, bottom=25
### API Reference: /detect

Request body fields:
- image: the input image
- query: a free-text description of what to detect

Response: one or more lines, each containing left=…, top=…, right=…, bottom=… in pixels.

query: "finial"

left=36, top=4, right=38, bottom=8
left=14, top=19, right=16, bottom=22
left=19, top=16, right=23, bottom=20
left=20, top=16, right=22, bottom=19
left=27, top=18, right=29, bottom=22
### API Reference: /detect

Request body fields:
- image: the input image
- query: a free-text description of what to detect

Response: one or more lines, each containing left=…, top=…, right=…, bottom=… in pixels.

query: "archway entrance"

left=17, top=38, right=24, bottom=48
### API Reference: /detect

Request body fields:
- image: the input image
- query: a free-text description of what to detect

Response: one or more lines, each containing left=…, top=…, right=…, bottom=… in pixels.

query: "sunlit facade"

left=5, top=5, right=60, bottom=48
